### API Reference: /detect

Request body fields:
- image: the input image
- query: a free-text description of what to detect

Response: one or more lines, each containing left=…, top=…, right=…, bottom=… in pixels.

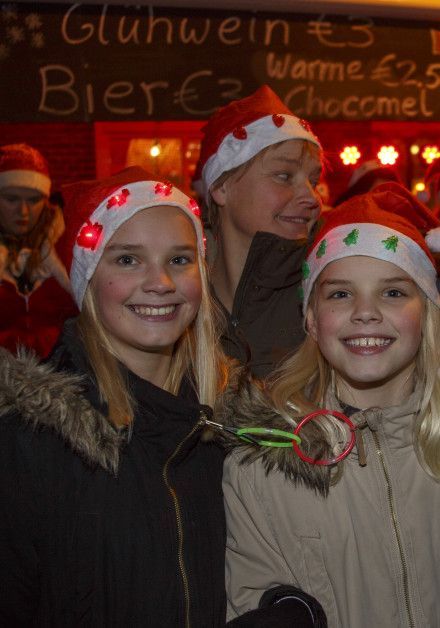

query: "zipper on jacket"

left=162, top=411, right=206, bottom=628
left=372, top=431, right=415, bottom=628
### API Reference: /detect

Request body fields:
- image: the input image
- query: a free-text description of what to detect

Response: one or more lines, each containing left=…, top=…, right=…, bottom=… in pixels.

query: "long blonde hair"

left=268, top=298, right=440, bottom=481
left=77, top=252, right=229, bottom=427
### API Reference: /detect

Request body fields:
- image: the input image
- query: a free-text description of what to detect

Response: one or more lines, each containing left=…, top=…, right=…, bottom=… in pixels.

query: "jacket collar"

left=0, top=345, right=123, bottom=474
left=0, top=321, right=206, bottom=473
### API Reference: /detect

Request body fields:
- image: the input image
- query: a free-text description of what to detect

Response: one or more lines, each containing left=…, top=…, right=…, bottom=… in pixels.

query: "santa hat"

left=194, top=85, right=321, bottom=200
left=0, top=143, right=51, bottom=196
left=335, top=159, right=400, bottom=206
left=62, top=166, right=204, bottom=309
left=302, top=181, right=440, bottom=312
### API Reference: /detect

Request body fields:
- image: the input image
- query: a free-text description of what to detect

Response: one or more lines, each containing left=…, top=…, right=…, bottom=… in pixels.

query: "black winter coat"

left=215, top=231, right=307, bottom=379
left=0, top=322, right=226, bottom=627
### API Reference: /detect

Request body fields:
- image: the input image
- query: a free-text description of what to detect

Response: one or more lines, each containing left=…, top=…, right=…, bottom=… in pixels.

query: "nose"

left=350, top=295, right=383, bottom=324
left=290, top=181, right=321, bottom=212
left=141, top=265, right=176, bottom=294
left=18, top=200, right=30, bottom=217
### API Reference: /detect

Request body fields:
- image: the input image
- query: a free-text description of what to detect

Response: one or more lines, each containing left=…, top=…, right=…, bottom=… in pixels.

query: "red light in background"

left=377, top=146, right=399, bottom=165
left=421, top=145, right=440, bottom=165
left=339, top=146, right=361, bottom=165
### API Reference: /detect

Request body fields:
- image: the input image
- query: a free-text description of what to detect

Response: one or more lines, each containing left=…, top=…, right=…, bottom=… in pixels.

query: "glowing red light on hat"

left=106, top=188, right=130, bottom=209
left=188, top=198, right=201, bottom=217
left=299, top=118, right=312, bottom=133
left=377, top=146, right=399, bottom=165
left=340, top=146, right=361, bottom=165
left=232, top=126, right=247, bottom=140
left=154, top=181, right=173, bottom=196
left=76, top=221, right=103, bottom=251
left=272, top=114, right=285, bottom=128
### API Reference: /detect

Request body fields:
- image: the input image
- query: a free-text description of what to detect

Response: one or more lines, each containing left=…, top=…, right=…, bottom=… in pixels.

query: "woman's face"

left=306, top=256, right=425, bottom=407
left=211, top=139, right=322, bottom=249
left=91, top=206, right=202, bottom=372
left=0, top=186, right=46, bottom=236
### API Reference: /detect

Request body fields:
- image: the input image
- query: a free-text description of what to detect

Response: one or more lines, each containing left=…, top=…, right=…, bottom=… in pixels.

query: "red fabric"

left=313, top=182, right=440, bottom=266
left=61, top=166, right=162, bottom=272
left=194, top=85, right=294, bottom=181
left=0, top=143, right=49, bottom=177
left=0, top=276, right=78, bottom=357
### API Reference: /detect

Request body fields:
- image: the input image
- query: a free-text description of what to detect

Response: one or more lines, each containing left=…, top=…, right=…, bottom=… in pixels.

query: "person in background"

left=0, top=143, right=76, bottom=356
left=218, top=183, right=440, bottom=627
left=0, top=167, right=232, bottom=626
left=334, top=158, right=401, bottom=206
left=194, top=85, right=323, bottom=378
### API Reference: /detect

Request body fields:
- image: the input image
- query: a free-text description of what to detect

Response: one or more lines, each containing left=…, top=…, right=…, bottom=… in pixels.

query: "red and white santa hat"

left=194, top=85, right=321, bottom=200
left=302, top=181, right=440, bottom=312
left=61, top=166, right=204, bottom=309
left=0, top=143, right=51, bottom=196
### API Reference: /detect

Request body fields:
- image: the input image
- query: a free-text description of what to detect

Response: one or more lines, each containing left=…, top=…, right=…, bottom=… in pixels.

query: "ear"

left=305, top=306, right=319, bottom=342
left=210, top=181, right=228, bottom=207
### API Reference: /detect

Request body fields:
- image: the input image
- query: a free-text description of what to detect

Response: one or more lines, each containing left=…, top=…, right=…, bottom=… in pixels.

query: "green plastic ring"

left=235, top=427, right=301, bottom=448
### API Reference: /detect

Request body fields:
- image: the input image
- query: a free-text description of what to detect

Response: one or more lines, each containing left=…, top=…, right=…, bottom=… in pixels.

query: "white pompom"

left=425, top=227, right=440, bottom=253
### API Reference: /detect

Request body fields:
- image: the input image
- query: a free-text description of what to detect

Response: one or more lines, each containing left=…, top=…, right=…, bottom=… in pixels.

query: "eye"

left=117, top=254, right=137, bottom=266
left=328, top=290, right=350, bottom=299
left=384, top=288, right=404, bottom=297
left=274, top=171, right=291, bottom=183
left=170, top=255, right=192, bottom=265
left=28, top=196, right=43, bottom=205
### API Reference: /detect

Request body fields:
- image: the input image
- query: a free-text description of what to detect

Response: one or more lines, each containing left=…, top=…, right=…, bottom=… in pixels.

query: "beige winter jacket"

left=223, top=387, right=440, bottom=628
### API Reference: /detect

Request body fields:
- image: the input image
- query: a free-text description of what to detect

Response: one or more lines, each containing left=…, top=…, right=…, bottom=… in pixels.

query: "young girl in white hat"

left=0, top=166, right=230, bottom=626
left=220, top=182, right=440, bottom=627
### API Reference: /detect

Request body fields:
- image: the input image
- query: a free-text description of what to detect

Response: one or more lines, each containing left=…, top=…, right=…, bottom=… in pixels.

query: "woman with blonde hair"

left=0, top=167, right=229, bottom=626
left=220, top=182, right=440, bottom=627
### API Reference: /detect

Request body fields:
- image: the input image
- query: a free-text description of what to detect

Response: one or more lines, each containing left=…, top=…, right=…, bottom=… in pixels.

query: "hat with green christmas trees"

left=302, top=181, right=440, bottom=312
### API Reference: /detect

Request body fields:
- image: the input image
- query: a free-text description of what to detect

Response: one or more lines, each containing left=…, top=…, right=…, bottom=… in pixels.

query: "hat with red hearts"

left=194, top=85, right=321, bottom=200
left=0, top=143, right=51, bottom=195
left=302, top=181, right=440, bottom=312
left=62, top=166, right=204, bottom=309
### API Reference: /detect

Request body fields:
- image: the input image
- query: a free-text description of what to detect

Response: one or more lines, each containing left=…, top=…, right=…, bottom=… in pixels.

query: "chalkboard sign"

left=0, top=2, right=439, bottom=121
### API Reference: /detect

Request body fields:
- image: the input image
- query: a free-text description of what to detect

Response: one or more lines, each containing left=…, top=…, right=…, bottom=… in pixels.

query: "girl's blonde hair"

left=268, top=297, right=440, bottom=482
left=77, top=244, right=229, bottom=427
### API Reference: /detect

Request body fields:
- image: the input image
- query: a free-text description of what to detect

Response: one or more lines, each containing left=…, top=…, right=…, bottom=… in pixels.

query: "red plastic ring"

left=292, top=410, right=356, bottom=466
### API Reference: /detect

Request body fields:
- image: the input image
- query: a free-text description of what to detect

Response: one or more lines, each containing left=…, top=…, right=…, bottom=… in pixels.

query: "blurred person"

left=0, top=143, right=76, bottom=356
left=334, top=158, right=401, bottom=206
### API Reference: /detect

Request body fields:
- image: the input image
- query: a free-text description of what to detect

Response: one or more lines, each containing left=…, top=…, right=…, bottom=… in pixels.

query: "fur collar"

left=214, top=368, right=331, bottom=496
left=0, top=347, right=123, bottom=473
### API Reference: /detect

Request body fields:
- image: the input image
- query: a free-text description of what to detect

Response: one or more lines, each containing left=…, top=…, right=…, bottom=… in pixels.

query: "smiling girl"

left=220, top=183, right=440, bottom=627
left=0, top=167, right=229, bottom=626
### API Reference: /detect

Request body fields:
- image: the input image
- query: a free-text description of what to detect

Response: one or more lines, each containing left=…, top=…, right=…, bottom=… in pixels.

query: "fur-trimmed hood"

left=0, top=347, right=124, bottom=473
left=214, top=368, right=332, bottom=496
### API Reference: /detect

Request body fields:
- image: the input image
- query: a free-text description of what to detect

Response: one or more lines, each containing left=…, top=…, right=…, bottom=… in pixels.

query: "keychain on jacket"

left=206, top=409, right=356, bottom=466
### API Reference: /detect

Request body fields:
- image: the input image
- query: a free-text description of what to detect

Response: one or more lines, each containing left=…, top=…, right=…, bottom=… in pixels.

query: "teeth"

left=346, top=337, right=391, bottom=347
left=279, top=216, right=307, bottom=223
left=132, top=305, right=176, bottom=316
